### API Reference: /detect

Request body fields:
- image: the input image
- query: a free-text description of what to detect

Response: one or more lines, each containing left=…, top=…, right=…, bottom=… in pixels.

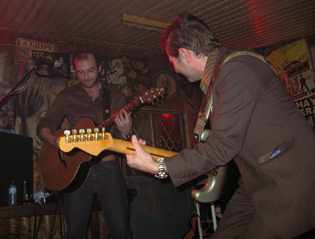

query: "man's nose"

left=82, top=71, right=89, bottom=79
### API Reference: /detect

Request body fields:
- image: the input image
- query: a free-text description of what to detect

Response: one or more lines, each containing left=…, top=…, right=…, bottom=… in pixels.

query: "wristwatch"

left=154, top=157, right=168, bottom=179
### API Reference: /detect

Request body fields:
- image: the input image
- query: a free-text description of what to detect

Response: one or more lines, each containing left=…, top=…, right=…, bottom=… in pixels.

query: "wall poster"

left=267, top=39, right=315, bottom=128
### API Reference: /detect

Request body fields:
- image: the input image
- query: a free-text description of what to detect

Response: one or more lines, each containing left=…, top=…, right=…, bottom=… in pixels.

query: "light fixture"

left=122, top=14, right=170, bottom=31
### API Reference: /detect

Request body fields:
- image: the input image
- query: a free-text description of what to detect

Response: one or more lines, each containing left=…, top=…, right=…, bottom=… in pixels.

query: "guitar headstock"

left=58, top=129, right=114, bottom=156
left=138, top=87, right=165, bottom=105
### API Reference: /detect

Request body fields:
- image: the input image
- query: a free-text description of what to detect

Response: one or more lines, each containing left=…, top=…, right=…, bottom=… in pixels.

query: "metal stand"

left=0, top=68, right=35, bottom=108
left=194, top=201, right=218, bottom=239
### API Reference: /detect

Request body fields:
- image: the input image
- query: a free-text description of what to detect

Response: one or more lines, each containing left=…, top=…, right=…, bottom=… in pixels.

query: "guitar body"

left=38, top=118, right=96, bottom=192
left=192, top=128, right=229, bottom=203
left=192, top=166, right=228, bottom=203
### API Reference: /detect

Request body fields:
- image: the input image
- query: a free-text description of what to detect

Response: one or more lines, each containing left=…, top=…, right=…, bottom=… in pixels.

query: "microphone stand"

left=0, top=67, right=35, bottom=109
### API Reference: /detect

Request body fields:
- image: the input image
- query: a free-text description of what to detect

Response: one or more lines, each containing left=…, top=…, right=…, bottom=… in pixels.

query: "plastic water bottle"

left=23, top=180, right=30, bottom=203
left=8, top=181, right=17, bottom=206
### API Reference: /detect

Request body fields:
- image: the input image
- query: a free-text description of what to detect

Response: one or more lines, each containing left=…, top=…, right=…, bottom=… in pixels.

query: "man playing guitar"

left=38, top=52, right=132, bottom=239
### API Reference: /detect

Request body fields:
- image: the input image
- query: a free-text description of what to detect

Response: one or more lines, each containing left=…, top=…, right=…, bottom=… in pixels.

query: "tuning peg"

left=77, top=129, right=85, bottom=141
left=64, top=130, right=71, bottom=136
left=93, top=128, right=100, bottom=140
left=64, top=130, right=71, bottom=142
left=94, top=128, right=99, bottom=134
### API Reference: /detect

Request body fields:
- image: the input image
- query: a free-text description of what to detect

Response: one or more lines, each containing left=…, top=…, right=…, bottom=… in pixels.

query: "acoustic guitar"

left=38, top=88, right=165, bottom=192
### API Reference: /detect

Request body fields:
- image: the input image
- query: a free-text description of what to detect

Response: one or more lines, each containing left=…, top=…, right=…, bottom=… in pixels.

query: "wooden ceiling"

left=0, top=0, right=314, bottom=57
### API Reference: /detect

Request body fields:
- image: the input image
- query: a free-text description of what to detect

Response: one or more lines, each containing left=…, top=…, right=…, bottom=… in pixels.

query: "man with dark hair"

left=38, top=52, right=132, bottom=239
left=126, top=14, right=315, bottom=238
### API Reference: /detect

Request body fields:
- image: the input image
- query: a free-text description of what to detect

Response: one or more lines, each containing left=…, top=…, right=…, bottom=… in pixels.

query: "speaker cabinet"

left=126, top=107, right=192, bottom=239
left=0, top=132, right=33, bottom=206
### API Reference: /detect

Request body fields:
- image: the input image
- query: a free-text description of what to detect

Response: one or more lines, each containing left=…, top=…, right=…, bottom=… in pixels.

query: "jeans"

left=63, top=160, right=131, bottom=239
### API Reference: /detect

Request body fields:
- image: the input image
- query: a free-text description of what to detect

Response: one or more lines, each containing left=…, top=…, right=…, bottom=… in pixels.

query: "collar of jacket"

left=200, top=47, right=231, bottom=94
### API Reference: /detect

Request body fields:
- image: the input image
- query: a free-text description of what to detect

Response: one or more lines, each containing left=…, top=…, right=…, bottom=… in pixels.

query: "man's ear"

left=98, top=65, right=103, bottom=74
left=178, top=48, right=194, bottom=63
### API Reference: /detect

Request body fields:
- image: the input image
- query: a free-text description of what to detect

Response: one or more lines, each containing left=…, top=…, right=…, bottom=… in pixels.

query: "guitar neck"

left=58, top=131, right=176, bottom=160
left=108, top=138, right=177, bottom=159
left=99, top=98, right=140, bottom=128
left=97, top=87, right=165, bottom=129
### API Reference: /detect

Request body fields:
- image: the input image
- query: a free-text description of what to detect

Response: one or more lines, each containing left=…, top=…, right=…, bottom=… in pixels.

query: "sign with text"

left=268, top=39, right=315, bottom=127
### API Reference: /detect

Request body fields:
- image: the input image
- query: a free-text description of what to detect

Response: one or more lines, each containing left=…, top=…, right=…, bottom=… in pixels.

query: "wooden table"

left=0, top=202, right=64, bottom=239
left=0, top=202, right=61, bottom=219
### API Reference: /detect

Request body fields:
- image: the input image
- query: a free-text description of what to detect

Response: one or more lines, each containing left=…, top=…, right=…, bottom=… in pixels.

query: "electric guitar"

left=38, top=88, right=165, bottom=192
left=192, top=85, right=227, bottom=203
left=192, top=114, right=228, bottom=203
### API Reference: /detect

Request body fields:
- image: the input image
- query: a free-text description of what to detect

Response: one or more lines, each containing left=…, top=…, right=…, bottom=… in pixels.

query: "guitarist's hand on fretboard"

left=114, top=109, right=132, bottom=138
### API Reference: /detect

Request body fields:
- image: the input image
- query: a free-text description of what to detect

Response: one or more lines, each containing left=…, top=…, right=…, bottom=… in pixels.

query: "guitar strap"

left=193, top=51, right=225, bottom=142
left=193, top=50, right=276, bottom=142
left=89, top=82, right=113, bottom=164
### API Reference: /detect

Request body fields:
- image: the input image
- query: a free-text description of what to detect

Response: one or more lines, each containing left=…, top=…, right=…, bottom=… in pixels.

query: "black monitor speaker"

left=0, top=131, right=33, bottom=206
